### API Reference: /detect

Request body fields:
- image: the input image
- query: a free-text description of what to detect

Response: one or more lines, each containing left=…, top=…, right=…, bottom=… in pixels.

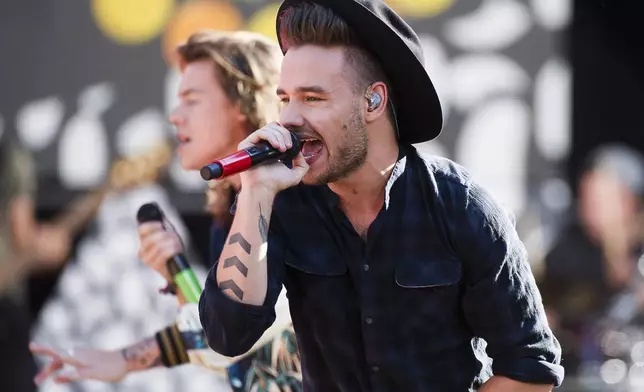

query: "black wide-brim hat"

left=275, top=0, right=443, bottom=144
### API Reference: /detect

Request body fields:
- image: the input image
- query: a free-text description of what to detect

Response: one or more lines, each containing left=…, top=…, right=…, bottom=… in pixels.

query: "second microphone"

left=200, top=132, right=301, bottom=181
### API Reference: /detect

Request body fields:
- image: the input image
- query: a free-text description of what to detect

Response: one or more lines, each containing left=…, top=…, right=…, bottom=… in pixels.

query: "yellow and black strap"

left=154, top=323, right=190, bottom=367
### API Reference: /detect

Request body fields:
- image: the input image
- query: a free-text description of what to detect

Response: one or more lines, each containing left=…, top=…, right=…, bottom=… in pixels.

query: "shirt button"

left=365, top=317, right=373, bottom=325
left=372, top=365, right=380, bottom=372
left=363, top=264, right=370, bottom=272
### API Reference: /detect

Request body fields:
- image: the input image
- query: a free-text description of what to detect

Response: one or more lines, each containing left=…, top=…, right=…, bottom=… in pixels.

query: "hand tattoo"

left=258, top=204, right=268, bottom=243
left=121, top=337, right=162, bottom=370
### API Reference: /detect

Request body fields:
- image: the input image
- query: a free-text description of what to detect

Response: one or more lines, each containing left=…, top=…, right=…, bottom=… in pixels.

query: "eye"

left=304, top=96, right=322, bottom=102
left=280, top=97, right=290, bottom=104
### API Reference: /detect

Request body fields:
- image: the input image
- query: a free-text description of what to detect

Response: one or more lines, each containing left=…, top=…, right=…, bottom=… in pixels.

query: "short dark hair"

left=278, top=2, right=389, bottom=94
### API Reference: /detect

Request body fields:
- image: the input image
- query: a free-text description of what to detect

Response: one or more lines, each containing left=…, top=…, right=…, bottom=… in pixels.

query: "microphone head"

left=137, top=202, right=164, bottom=223
left=200, top=162, right=223, bottom=181
left=283, top=132, right=302, bottom=161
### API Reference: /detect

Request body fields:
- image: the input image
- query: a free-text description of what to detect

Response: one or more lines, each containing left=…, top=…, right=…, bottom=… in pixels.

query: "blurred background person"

left=539, top=144, right=644, bottom=378
left=0, top=134, right=73, bottom=392
left=30, top=30, right=301, bottom=392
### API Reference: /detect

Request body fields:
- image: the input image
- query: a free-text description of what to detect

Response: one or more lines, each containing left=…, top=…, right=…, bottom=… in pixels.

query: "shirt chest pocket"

left=394, top=258, right=464, bottom=323
left=395, top=258, right=462, bottom=288
left=282, top=249, right=358, bottom=319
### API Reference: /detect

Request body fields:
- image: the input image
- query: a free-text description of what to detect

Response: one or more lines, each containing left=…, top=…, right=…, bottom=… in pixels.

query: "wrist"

left=120, top=336, right=164, bottom=373
left=155, top=325, right=189, bottom=367
left=238, top=184, right=278, bottom=204
left=117, top=349, right=136, bottom=374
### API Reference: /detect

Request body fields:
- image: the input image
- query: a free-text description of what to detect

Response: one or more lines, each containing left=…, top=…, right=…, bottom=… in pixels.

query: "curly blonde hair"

left=176, top=31, right=284, bottom=219
left=177, top=30, right=282, bottom=131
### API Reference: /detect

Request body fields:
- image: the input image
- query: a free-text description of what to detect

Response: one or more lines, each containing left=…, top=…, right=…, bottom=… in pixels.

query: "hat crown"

left=352, top=0, right=425, bottom=65
left=276, top=0, right=443, bottom=143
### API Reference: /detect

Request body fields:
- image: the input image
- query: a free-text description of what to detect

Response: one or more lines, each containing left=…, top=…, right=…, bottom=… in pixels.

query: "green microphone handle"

left=166, top=255, right=202, bottom=304
left=137, top=202, right=203, bottom=304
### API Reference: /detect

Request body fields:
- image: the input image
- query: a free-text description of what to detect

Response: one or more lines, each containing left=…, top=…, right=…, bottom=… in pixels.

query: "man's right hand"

left=238, top=122, right=309, bottom=194
left=138, top=221, right=183, bottom=282
left=30, top=343, right=127, bottom=385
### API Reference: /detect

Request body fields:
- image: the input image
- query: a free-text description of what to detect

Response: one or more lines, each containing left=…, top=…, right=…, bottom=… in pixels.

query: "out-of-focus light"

left=637, top=253, right=644, bottom=276
left=600, top=359, right=627, bottom=385
left=540, top=178, right=571, bottom=213
left=162, top=0, right=243, bottom=66
left=632, top=341, right=644, bottom=365
left=92, top=0, right=175, bottom=45
left=629, top=364, right=644, bottom=388
left=444, top=0, right=531, bottom=51
left=454, top=98, right=530, bottom=216
left=602, top=330, right=631, bottom=357
left=246, top=2, right=281, bottom=42
left=530, top=0, right=572, bottom=30
left=386, top=0, right=455, bottom=18
left=533, top=58, right=571, bottom=161
left=16, top=96, right=65, bottom=151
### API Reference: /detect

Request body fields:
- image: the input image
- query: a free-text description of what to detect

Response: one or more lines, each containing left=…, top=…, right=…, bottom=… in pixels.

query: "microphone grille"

left=283, top=132, right=302, bottom=161
left=137, top=202, right=164, bottom=223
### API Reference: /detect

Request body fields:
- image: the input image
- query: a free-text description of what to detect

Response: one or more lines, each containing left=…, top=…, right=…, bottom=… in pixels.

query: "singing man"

left=199, top=1, right=564, bottom=391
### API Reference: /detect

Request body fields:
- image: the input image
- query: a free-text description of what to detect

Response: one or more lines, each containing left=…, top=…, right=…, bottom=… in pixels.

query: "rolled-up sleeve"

left=198, top=215, right=286, bottom=357
left=448, top=178, right=564, bottom=386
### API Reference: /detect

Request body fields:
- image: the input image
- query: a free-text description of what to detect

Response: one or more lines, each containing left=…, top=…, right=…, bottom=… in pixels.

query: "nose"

left=168, top=106, right=184, bottom=127
left=279, top=102, right=305, bottom=130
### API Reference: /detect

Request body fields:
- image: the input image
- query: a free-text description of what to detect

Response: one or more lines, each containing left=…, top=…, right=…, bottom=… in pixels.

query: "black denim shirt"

left=199, top=145, right=564, bottom=391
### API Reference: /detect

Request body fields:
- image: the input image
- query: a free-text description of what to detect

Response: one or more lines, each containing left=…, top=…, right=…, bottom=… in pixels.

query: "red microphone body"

left=200, top=132, right=301, bottom=181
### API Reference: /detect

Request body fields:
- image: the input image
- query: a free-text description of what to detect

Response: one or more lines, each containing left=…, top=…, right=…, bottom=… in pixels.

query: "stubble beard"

left=309, top=105, right=368, bottom=185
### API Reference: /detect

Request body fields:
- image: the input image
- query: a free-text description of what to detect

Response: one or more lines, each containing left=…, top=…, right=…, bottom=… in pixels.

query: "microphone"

left=136, top=203, right=202, bottom=304
left=200, top=132, right=301, bottom=181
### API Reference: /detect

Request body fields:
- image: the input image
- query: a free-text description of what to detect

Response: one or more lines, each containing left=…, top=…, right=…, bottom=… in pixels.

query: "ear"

left=233, top=102, right=249, bottom=125
left=363, top=81, right=388, bottom=123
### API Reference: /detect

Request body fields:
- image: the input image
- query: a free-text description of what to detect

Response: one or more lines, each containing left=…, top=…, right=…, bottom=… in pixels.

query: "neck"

left=328, top=130, right=399, bottom=213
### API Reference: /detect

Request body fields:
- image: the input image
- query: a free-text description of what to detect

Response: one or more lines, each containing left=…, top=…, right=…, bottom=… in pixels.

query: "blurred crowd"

left=537, top=144, right=644, bottom=390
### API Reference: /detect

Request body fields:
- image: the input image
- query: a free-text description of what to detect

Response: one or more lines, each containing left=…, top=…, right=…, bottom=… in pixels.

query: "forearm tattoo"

left=219, top=280, right=244, bottom=300
left=223, top=256, right=248, bottom=277
left=258, top=204, right=268, bottom=243
left=221, top=233, right=251, bottom=300
left=219, top=205, right=267, bottom=301
left=229, top=233, right=251, bottom=254
left=121, top=337, right=163, bottom=371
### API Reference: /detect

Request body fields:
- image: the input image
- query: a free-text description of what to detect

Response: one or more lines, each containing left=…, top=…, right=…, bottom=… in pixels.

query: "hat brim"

left=276, top=0, right=443, bottom=144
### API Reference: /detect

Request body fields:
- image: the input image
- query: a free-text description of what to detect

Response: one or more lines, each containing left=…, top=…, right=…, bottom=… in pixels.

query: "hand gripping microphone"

left=200, top=132, right=301, bottom=181
left=137, top=203, right=202, bottom=304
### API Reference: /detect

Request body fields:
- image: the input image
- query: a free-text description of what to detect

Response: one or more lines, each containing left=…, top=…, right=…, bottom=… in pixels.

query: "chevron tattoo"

left=223, top=256, right=248, bottom=277
left=229, top=233, right=251, bottom=254
left=219, top=280, right=244, bottom=300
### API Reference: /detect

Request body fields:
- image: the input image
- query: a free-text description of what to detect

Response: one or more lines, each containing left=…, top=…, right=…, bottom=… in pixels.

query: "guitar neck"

left=52, top=185, right=111, bottom=236
left=48, top=143, right=172, bottom=238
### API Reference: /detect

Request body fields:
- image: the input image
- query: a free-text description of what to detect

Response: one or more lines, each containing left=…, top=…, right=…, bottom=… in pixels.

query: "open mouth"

left=300, top=138, right=324, bottom=162
left=177, top=134, right=191, bottom=145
